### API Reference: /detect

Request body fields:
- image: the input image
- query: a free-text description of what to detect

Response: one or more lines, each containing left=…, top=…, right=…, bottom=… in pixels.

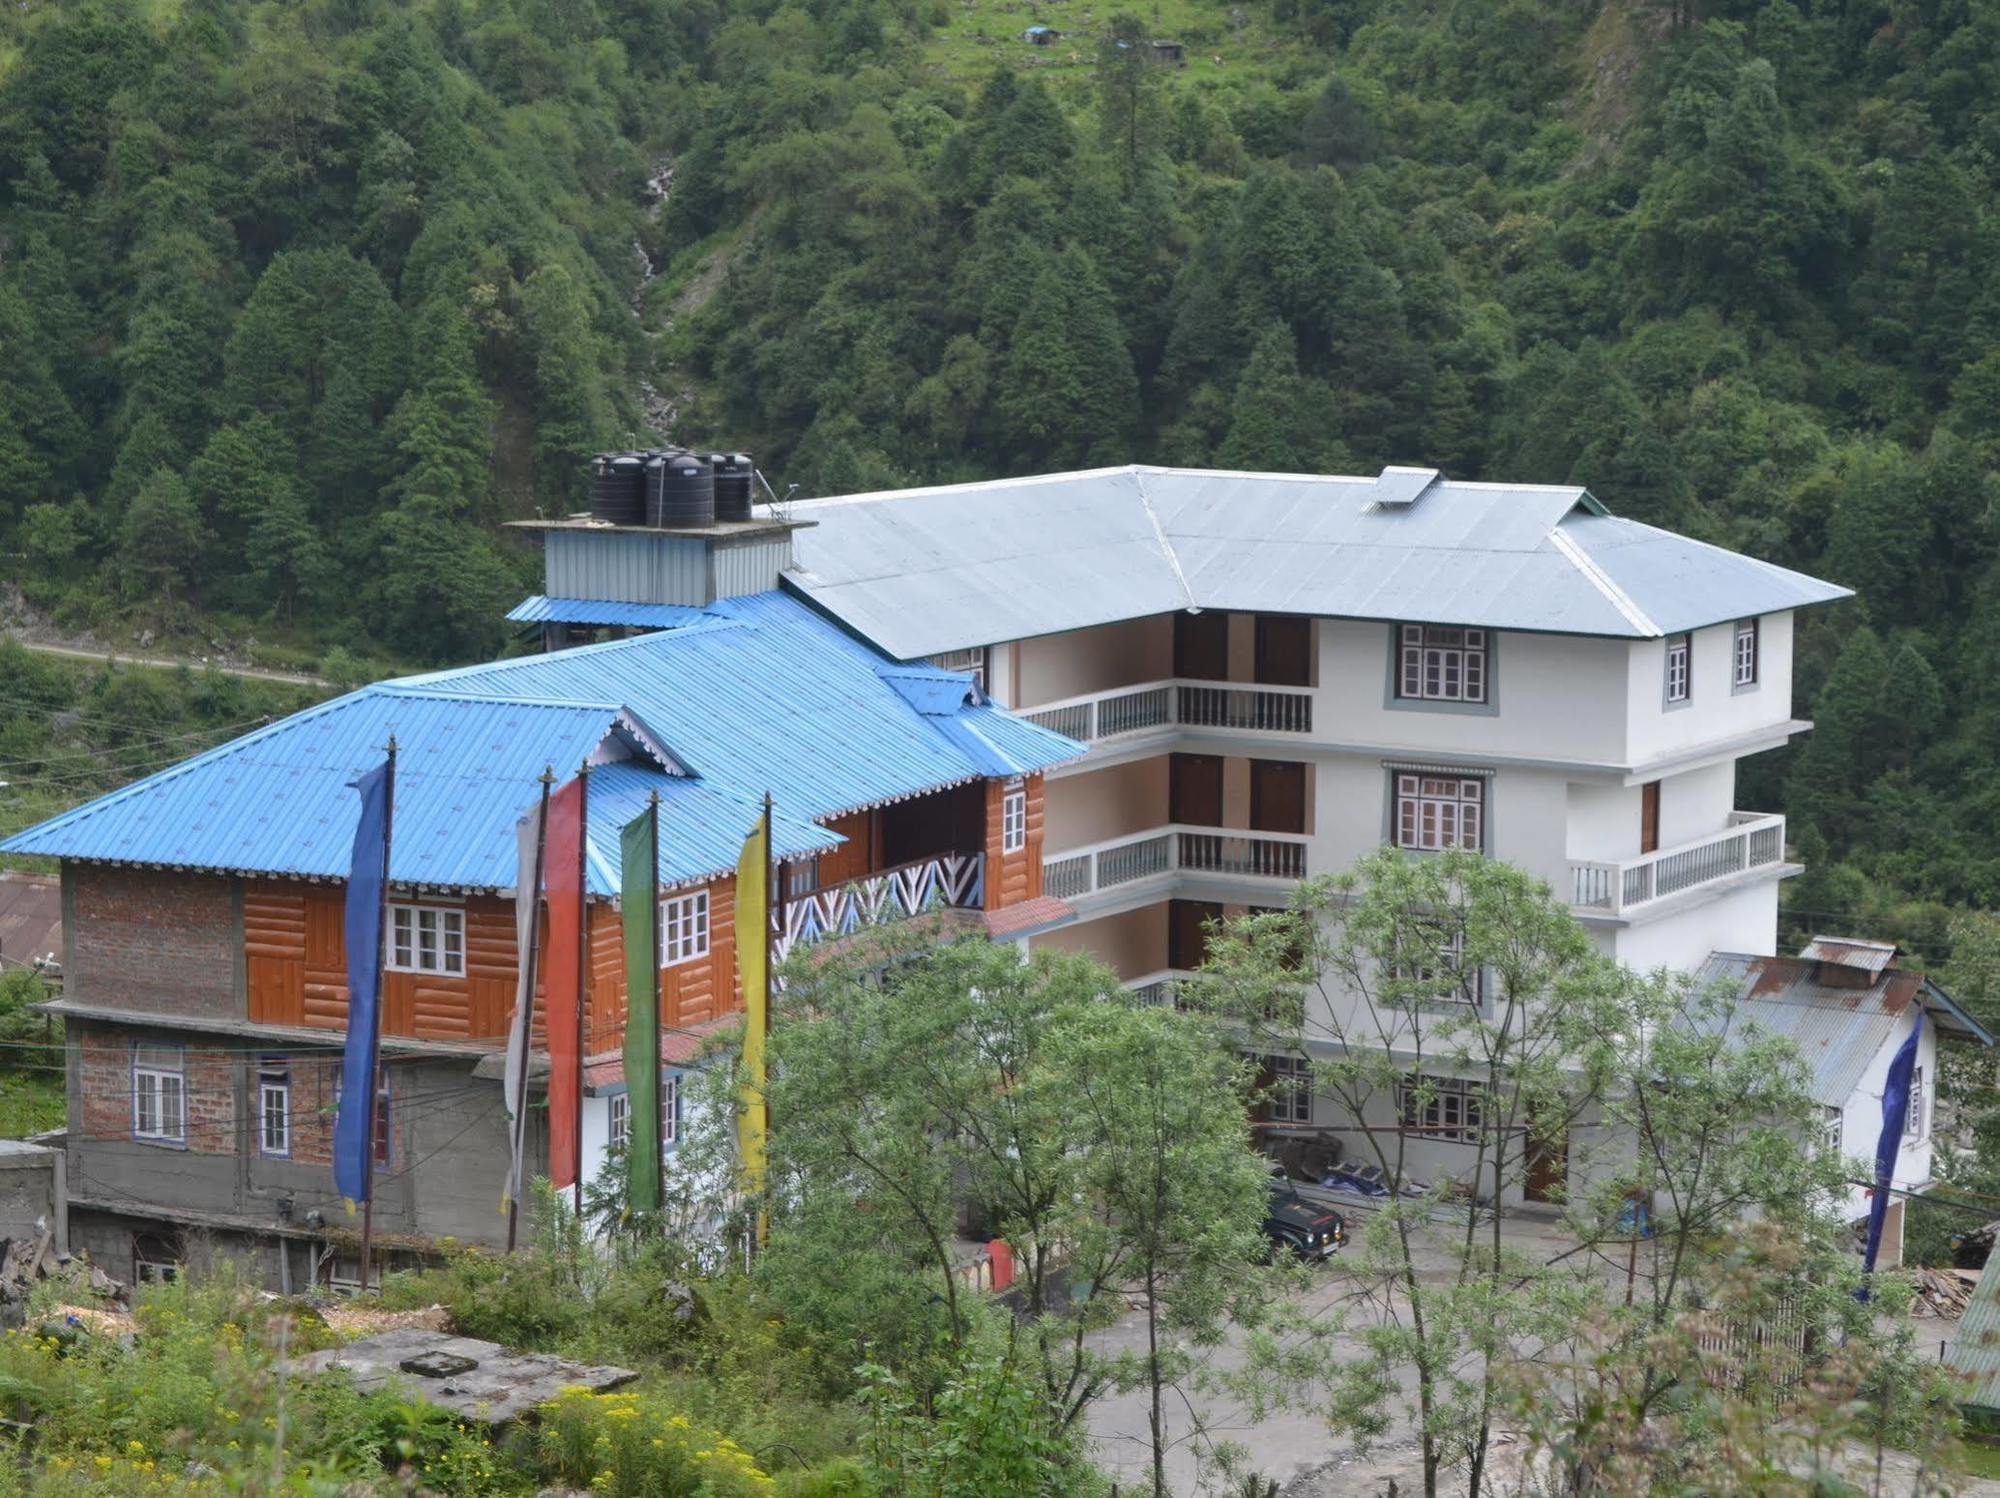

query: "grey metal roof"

left=783, top=465, right=1852, bottom=659
left=1693, top=953, right=1909, bottom=1107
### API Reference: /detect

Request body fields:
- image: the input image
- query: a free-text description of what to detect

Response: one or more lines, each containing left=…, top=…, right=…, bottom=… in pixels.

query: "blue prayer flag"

left=335, top=759, right=392, bottom=1204
left=1860, top=1010, right=1923, bottom=1293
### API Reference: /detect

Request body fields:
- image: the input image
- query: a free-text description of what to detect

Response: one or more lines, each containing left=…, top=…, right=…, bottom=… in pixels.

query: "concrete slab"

left=295, top=1328, right=637, bottom=1425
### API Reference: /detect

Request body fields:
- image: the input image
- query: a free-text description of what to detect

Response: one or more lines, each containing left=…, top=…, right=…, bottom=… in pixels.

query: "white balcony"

left=1568, top=811, right=1786, bottom=918
left=1043, top=824, right=1309, bottom=903
left=1123, top=969, right=1193, bottom=1006
left=1021, top=678, right=1313, bottom=748
left=775, top=852, right=985, bottom=961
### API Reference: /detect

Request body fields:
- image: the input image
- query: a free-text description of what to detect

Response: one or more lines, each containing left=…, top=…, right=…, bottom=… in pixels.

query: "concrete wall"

left=65, top=865, right=242, bottom=1021
left=1565, top=762, right=1738, bottom=866
left=1829, top=1007, right=1937, bottom=1222
left=1595, top=882, right=1781, bottom=971
left=1313, top=621, right=1631, bottom=766
left=0, top=1143, right=63, bottom=1250
left=1031, top=904, right=1170, bottom=980
left=1014, top=615, right=1173, bottom=707
left=1625, top=612, right=1795, bottom=764
left=1043, top=757, right=1169, bottom=851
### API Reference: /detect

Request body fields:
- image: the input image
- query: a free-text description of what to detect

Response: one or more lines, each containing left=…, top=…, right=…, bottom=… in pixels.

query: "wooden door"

left=1174, top=611, right=1230, bottom=681
left=1250, top=760, right=1307, bottom=835
left=1254, top=616, right=1312, bottom=687
left=1524, top=1110, right=1567, bottom=1204
left=1170, top=753, right=1224, bottom=828
left=1640, top=781, right=1660, bottom=855
left=1168, top=899, right=1223, bottom=971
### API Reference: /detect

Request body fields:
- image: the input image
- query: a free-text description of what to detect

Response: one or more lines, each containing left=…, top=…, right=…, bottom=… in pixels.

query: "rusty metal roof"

left=1799, top=934, right=1899, bottom=976
left=1696, top=950, right=1993, bottom=1106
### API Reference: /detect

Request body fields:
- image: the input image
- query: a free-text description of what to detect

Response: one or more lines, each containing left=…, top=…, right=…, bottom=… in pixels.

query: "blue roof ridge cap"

left=387, top=613, right=749, bottom=693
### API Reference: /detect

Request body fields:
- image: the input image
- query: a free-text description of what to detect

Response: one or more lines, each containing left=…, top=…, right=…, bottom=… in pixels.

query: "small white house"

left=1693, top=937, right=1994, bottom=1268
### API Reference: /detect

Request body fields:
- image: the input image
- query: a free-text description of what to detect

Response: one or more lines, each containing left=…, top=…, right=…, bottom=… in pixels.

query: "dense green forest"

left=1, top=0, right=1997, bottom=946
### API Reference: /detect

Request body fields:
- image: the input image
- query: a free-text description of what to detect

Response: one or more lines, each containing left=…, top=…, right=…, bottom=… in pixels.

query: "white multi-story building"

left=783, top=464, right=1992, bottom=1251
left=786, top=464, right=1840, bottom=983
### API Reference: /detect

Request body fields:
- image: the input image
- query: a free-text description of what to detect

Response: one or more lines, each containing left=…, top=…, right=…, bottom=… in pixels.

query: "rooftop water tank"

left=590, top=453, right=647, bottom=525
left=712, top=453, right=754, bottom=522
left=648, top=452, right=715, bottom=528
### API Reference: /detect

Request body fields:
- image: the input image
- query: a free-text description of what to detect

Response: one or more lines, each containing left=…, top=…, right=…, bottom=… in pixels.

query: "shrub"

left=535, top=1387, right=775, bottom=1493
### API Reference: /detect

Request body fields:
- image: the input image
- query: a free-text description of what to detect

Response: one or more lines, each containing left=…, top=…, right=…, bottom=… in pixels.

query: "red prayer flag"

left=544, top=775, right=586, bottom=1189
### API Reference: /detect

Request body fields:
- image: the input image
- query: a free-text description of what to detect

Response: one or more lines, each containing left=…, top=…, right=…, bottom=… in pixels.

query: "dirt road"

left=3, top=633, right=326, bottom=687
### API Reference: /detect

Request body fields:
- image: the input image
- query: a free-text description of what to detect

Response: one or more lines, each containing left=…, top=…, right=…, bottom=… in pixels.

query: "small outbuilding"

left=1150, top=39, right=1185, bottom=63
left=1022, top=23, right=1060, bottom=44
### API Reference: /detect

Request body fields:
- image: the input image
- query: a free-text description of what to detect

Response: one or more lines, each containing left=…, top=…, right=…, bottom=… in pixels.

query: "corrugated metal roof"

left=784, top=465, right=1852, bottom=658
left=506, top=596, right=708, bottom=629
left=1, top=592, right=1081, bottom=894
left=1799, top=934, right=1899, bottom=976
left=1952, top=1251, right=2000, bottom=1411
left=1693, top=952, right=1909, bottom=1106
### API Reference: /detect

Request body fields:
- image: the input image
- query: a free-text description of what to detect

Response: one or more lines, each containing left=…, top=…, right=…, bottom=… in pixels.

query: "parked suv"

left=1263, top=1170, right=1346, bottom=1261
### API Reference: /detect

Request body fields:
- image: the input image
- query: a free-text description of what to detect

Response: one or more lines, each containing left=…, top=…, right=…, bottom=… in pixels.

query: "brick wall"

left=66, top=864, right=240, bottom=1019
left=77, top=1025, right=237, bottom=1153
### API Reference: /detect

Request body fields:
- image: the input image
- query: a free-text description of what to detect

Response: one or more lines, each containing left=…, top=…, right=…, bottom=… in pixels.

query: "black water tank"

left=712, top=453, right=754, bottom=522
left=649, top=452, right=715, bottom=527
left=590, top=453, right=647, bottom=525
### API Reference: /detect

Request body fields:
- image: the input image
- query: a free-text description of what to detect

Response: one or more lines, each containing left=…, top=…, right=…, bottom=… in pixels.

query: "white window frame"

left=1392, top=921, right=1483, bottom=1005
left=1822, top=1105, right=1843, bottom=1157
left=663, top=1074, right=680, bottom=1146
left=1905, top=1064, right=1927, bottom=1142
left=1256, top=1054, right=1313, bottom=1125
left=927, top=646, right=989, bottom=693
left=1001, top=785, right=1027, bottom=854
left=132, top=1046, right=186, bottom=1145
left=608, top=1091, right=631, bottom=1148
left=1397, top=625, right=1488, bottom=704
left=1398, top=1072, right=1486, bottom=1143
left=662, top=888, right=710, bottom=968
left=1733, top=618, right=1759, bottom=690
left=258, top=1061, right=290, bottom=1158
left=1393, top=773, right=1485, bottom=852
left=388, top=902, right=465, bottom=976
left=1664, top=634, right=1692, bottom=706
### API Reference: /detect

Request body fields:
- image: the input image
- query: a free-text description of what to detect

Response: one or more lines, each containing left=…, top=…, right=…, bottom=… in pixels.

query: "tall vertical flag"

left=620, top=795, right=664, bottom=1214
left=334, top=750, right=394, bottom=1206
left=503, top=772, right=553, bottom=1244
left=1860, top=1011, right=1924, bottom=1295
left=544, top=769, right=589, bottom=1191
left=735, top=797, right=772, bottom=1231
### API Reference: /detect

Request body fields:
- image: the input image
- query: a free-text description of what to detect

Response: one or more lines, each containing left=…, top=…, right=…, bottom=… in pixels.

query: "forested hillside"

left=2, top=0, right=1998, bottom=944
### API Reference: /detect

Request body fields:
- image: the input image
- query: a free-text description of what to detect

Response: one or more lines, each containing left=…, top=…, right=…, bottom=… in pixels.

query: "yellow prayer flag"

left=735, top=805, right=770, bottom=1224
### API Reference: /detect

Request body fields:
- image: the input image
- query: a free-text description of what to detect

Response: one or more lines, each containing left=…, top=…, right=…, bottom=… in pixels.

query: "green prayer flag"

left=620, top=800, right=662, bottom=1214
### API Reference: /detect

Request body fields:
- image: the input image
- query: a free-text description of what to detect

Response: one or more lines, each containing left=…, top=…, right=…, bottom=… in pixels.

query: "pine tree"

left=998, top=245, right=1139, bottom=470
left=118, top=470, right=210, bottom=604
left=519, top=263, right=610, bottom=509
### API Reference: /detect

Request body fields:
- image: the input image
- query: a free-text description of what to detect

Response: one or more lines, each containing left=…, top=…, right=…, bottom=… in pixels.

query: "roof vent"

left=1800, top=934, right=1898, bottom=989
left=1371, top=466, right=1443, bottom=509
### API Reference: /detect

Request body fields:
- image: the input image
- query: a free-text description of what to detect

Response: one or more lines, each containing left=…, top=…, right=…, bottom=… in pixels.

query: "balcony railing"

left=1568, top=812, right=1785, bottom=917
left=774, top=852, right=984, bottom=961
left=1043, top=824, right=1309, bottom=902
left=1021, top=678, right=1313, bottom=747
left=1123, top=969, right=1193, bottom=1007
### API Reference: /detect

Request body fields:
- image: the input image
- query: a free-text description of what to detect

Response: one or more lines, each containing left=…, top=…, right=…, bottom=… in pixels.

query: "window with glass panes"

left=1398, top=1073, right=1486, bottom=1143
left=1733, top=619, right=1759, bottom=688
left=1392, top=921, right=1483, bottom=1005
left=1905, top=1064, right=1927, bottom=1141
left=1396, top=625, right=1488, bottom=703
left=662, top=889, right=710, bottom=966
left=1393, top=773, right=1485, bottom=852
left=258, top=1061, right=290, bottom=1157
left=1001, top=786, right=1027, bottom=853
left=1664, top=634, right=1691, bottom=704
left=1253, top=1054, right=1313, bottom=1125
left=608, top=1092, right=631, bottom=1148
left=388, top=903, right=464, bottom=975
left=132, top=1046, right=185, bottom=1143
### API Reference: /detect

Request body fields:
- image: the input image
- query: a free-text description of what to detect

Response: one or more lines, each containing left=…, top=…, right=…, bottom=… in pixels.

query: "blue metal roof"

left=506, top=595, right=708, bottom=629
left=2, top=592, right=1082, bottom=893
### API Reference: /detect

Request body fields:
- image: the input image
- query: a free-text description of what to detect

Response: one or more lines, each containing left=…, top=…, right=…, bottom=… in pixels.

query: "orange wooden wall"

left=984, top=774, right=1045, bottom=910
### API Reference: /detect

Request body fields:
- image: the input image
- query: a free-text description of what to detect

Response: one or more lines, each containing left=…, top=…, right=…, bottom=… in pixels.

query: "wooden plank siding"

left=984, top=773, right=1045, bottom=910
left=243, top=877, right=746, bottom=1047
